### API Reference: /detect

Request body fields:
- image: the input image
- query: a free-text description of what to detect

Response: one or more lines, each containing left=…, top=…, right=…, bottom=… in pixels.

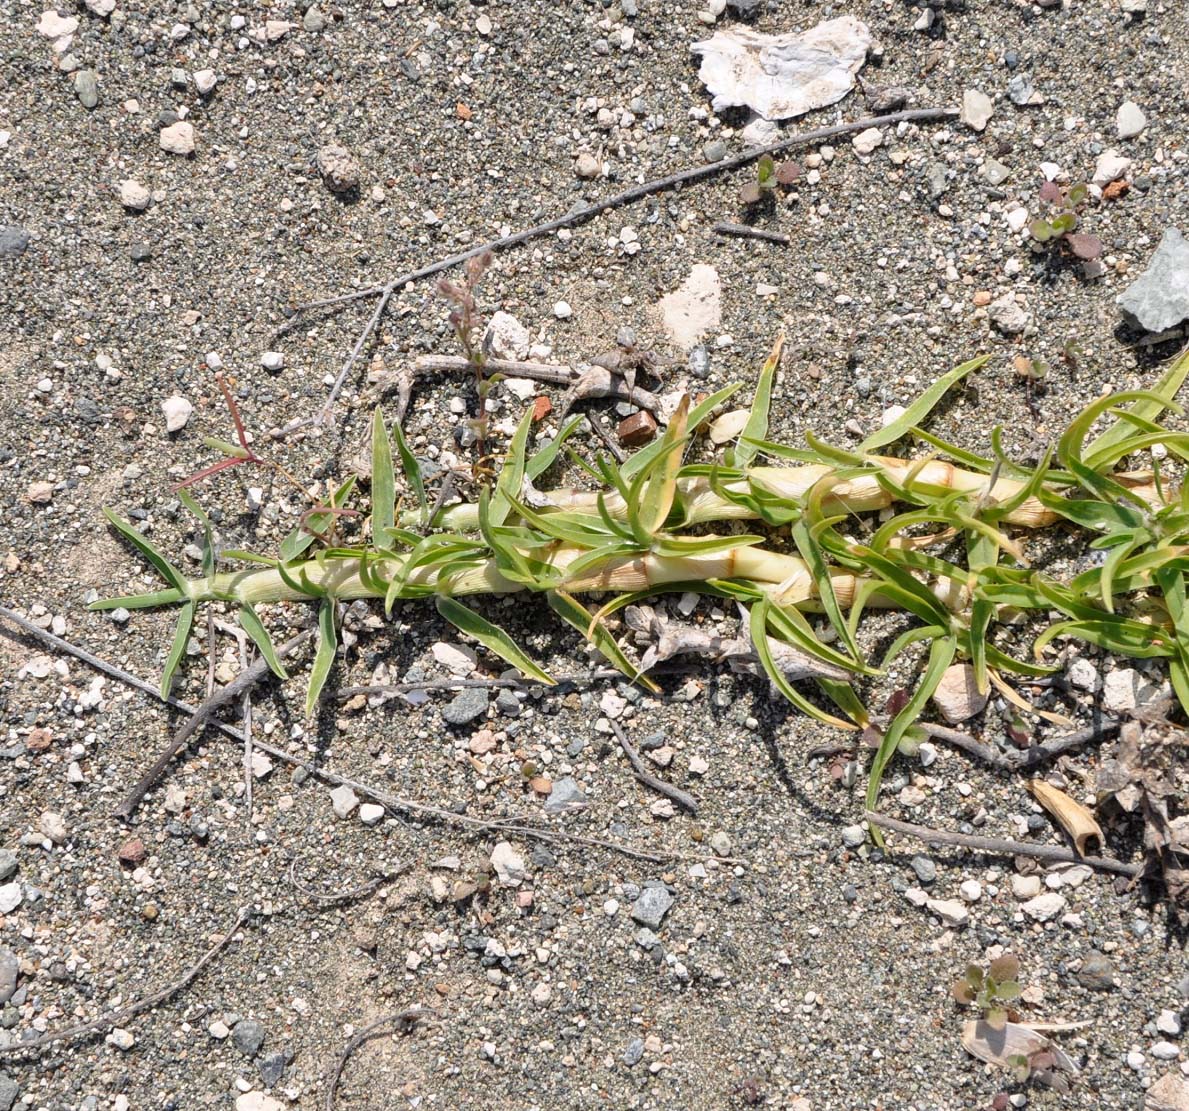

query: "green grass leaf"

left=371, top=407, right=396, bottom=539
left=177, top=488, right=215, bottom=578
left=239, top=603, right=289, bottom=679
left=435, top=595, right=554, bottom=684
left=749, top=598, right=857, bottom=730
left=526, top=415, right=585, bottom=482
left=858, top=354, right=989, bottom=453
left=102, top=508, right=187, bottom=592
left=89, top=588, right=186, bottom=611
left=1086, top=348, right=1189, bottom=464
left=391, top=420, right=428, bottom=527
left=305, top=599, right=338, bottom=716
left=547, top=590, right=659, bottom=693
left=631, top=396, right=689, bottom=542
left=733, top=334, right=782, bottom=469
left=866, top=634, right=956, bottom=821
left=160, top=601, right=194, bottom=698
left=490, top=405, right=534, bottom=528
left=621, top=383, right=742, bottom=481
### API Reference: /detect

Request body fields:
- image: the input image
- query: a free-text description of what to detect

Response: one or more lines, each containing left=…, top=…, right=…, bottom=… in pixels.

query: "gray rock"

left=494, top=689, right=520, bottom=717
left=841, top=825, right=866, bottom=848
left=543, top=777, right=587, bottom=814
left=703, top=140, right=728, bottom=164
left=925, top=163, right=948, bottom=198
left=0, top=885, right=20, bottom=915
left=0, top=951, right=17, bottom=1005
left=630, top=883, right=674, bottom=929
left=232, top=1018, right=266, bottom=1057
left=316, top=143, right=361, bottom=194
left=910, top=855, right=936, bottom=884
left=0, top=227, right=30, bottom=259
left=623, top=1037, right=645, bottom=1067
left=1118, top=228, right=1189, bottom=333
left=442, top=687, right=487, bottom=726
left=258, top=1050, right=288, bottom=1086
left=1006, top=74, right=1038, bottom=106
left=74, top=70, right=99, bottom=109
left=0, top=1074, right=17, bottom=1111
left=303, top=7, right=325, bottom=32
left=987, top=292, right=1029, bottom=335
left=1077, top=951, right=1116, bottom=991
left=0, top=852, right=15, bottom=882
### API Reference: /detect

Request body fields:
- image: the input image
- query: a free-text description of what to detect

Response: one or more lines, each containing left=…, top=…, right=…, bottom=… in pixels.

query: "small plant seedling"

left=1029, top=181, right=1102, bottom=261
left=953, top=954, right=1023, bottom=1030
left=739, top=154, right=801, bottom=206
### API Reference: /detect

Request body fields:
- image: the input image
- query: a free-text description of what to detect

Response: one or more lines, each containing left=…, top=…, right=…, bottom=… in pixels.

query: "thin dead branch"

left=325, top=1009, right=436, bottom=1111
left=864, top=811, right=1141, bottom=877
left=412, top=354, right=575, bottom=385
left=608, top=719, right=699, bottom=815
left=712, top=222, right=791, bottom=245
left=0, top=907, right=254, bottom=1059
left=289, top=858, right=410, bottom=905
left=113, top=629, right=312, bottom=819
left=920, top=720, right=1119, bottom=771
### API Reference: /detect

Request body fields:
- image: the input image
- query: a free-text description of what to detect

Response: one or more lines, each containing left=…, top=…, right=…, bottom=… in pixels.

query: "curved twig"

left=325, top=1009, right=436, bottom=1110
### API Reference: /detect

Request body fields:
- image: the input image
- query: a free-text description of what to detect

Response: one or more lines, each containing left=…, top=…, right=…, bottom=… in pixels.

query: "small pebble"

left=358, top=803, right=385, bottom=826
left=553, top=301, right=572, bottom=320
left=260, top=351, right=285, bottom=371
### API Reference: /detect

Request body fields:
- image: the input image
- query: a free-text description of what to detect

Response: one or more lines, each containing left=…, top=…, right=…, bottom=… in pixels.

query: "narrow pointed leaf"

left=160, top=602, right=194, bottom=698
left=102, top=508, right=187, bottom=592
left=305, top=599, right=338, bottom=716
left=859, top=355, right=989, bottom=452
left=435, top=595, right=554, bottom=684
left=547, top=590, right=659, bottom=693
left=733, top=334, right=783, bottom=468
left=239, top=604, right=289, bottom=679
left=371, top=407, right=396, bottom=538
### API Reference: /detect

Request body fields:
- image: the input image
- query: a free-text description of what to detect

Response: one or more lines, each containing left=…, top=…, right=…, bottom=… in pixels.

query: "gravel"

left=3, top=1, right=1188, bottom=1106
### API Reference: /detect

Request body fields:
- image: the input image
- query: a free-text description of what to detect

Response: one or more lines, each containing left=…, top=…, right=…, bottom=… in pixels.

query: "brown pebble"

left=618, top=411, right=657, bottom=447
left=141, top=902, right=159, bottom=921
left=26, top=728, right=52, bottom=753
left=972, top=290, right=992, bottom=306
left=118, top=837, right=147, bottom=867
left=529, top=776, right=552, bottom=794
left=532, top=395, right=552, bottom=422
left=805, top=364, right=821, bottom=380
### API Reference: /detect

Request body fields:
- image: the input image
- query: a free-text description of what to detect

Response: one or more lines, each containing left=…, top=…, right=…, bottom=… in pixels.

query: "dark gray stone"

left=232, top=1017, right=265, bottom=1057
left=0, top=227, right=30, bottom=259
left=0, top=851, right=15, bottom=883
left=910, top=855, right=936, bottom=884
left=442, top=687, right=487, bottom=726
left=1118, top=228, right=1189, bottom=333
left=1077, top=951, right=1116, bottom=991
left=258, top=1050, right=288, bottom=1086
left=0, top=1074, right=17, bottom=1111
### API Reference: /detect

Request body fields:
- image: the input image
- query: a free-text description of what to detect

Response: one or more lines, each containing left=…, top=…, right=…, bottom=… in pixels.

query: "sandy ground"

left=1, top=1, right=1188, bottom=1109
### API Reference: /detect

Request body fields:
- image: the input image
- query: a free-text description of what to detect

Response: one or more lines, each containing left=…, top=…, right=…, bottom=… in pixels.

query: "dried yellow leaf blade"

left=1027, top=779, right=1105, bottom=856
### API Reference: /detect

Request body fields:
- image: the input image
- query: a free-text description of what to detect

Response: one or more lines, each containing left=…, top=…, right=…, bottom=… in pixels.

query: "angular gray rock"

left=442, top=687, right=487, bottom=726
left=0, top=950, right=17, bottom=1005
left=0, top=227, right=30, bottom=259
left=1118, top=228, right=1189, bottom=333
left=630, top=883, right=674, bottom=929
left=543, top=777, right=587, bottom=814
left=232, top=1017, right=266, bottom=1057
left=0, top=1074, right=17, bottom=1111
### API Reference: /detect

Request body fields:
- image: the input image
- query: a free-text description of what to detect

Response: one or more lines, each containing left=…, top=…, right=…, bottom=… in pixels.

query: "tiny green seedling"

left=1029, top=182, right=1101, bottom=261
left=739, top=154, right=801, bottom=206
left=953, top=953, right=1023, bottom=1030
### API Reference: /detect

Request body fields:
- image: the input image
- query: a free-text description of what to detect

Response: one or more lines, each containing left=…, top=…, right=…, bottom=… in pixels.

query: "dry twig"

left=0, top=908, right=254, bottom=1058
left=608, top=719, right=699, bottom=815
left=712, top=222, right=791, bottom=245
left=864, top=811, right=1141, bottom=877
left=920, top=720, right=1119, bottom=771
left=325, top=1009, right=435, bottom=1111
left=289, top=858, right=410, bottom=905
left=113, top=629, right=312, bottom=819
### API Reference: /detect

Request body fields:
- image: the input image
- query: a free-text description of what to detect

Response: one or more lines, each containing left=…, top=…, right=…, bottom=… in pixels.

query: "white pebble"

left=161, top=395, right=193, bottom=432
left=553, top=301, right=572, bottom=320
left=959, top=880, right=982, bottom=902
left=359, top=803, right=385, bottom=826
left=119, top=179, right=151, bottom=210
left=260, top=351, right=285, bottom=371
